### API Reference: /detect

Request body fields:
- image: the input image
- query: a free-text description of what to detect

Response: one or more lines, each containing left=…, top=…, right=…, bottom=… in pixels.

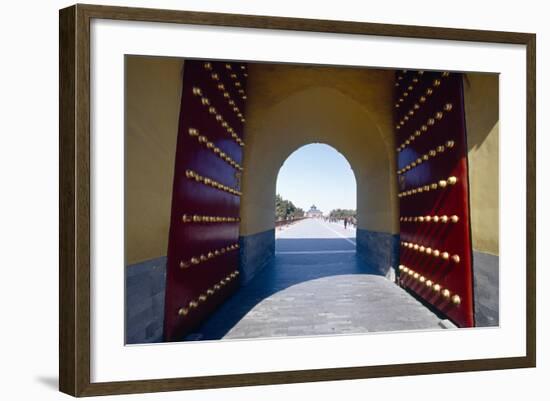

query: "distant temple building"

left=306, top=205, right=323, bottom=218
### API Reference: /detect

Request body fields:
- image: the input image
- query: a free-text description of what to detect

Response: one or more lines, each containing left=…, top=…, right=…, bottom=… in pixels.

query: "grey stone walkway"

left=185, top=219, right=446, bottom=341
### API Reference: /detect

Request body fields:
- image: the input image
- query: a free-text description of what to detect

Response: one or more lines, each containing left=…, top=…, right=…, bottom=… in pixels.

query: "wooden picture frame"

left=59, top=3, right=536, bottom=397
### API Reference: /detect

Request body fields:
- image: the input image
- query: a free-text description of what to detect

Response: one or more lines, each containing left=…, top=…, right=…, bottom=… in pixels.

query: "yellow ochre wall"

left=464, top=73, right=499, bottom=255
left=239, top=63, right=399, bottom=237
left=125, top=56, right=183, bottom=265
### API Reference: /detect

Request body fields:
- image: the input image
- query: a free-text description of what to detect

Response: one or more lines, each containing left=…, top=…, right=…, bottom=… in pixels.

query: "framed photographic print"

left=59, top=3, right=536, bottom=397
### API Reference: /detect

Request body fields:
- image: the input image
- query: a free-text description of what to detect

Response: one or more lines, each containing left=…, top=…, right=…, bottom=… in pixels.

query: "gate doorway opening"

left=274, top=143, right=357, bottom=257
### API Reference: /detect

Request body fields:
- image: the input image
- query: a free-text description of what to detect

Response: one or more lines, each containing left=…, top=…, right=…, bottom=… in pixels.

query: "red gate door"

left=163, top=60, right=248, bottom=341
left=394, top=70, right=474, bottom=327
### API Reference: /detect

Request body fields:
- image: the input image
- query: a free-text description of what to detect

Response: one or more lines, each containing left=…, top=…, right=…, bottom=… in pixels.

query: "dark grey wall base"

left=239, top=229, right=275, bottom=285
left=472, top=250, right=499, bottom=327
left=125, top=257, right=167, bottom=344
left=356, top=229, right=400, bottom=277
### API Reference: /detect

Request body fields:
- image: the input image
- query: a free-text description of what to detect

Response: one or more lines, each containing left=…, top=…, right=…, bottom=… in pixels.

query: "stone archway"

left=238, top=64, right=400, bottom=283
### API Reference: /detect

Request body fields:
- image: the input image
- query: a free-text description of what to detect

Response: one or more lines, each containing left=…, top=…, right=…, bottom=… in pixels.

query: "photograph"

left=124, top=57, right=499, bottom=344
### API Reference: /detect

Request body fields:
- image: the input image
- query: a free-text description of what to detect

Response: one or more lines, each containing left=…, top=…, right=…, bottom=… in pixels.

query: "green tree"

left=275, top=194, right=302, bottom=221
left=329, top=208, right=356, bottom=220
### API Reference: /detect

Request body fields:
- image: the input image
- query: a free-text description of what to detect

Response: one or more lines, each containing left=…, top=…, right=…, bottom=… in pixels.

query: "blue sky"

left=276, top=143, right=357, bottom=214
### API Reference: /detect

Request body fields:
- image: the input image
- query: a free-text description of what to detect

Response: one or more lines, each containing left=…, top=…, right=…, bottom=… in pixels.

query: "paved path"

left=186, top=219, right=447, bottom=341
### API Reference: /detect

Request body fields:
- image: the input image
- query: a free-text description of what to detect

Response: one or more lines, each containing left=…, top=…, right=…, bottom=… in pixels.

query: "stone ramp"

left=222, top=274, right=445, bottom=339
left=186, top=220, right=447, bottom=341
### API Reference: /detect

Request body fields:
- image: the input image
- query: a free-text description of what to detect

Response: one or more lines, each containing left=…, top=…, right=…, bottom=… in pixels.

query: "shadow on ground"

left=185, top=237, right=391, bottom=341
left=276, top=237, right=355, bottom=252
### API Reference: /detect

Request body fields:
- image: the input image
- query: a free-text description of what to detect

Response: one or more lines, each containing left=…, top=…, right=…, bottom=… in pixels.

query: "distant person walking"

left=344, top=217, right=348, bottom=229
